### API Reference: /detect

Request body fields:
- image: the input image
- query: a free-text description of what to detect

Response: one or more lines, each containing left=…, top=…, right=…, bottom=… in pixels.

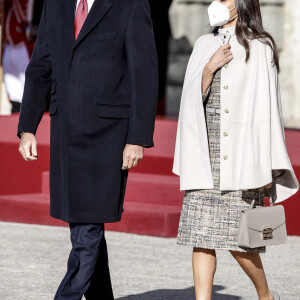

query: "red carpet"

left=0, top=113, right=299, bottom=237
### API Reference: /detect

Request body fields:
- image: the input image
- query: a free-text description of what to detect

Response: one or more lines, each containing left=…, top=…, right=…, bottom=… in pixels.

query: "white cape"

left=172, top=29, right=299, bottom=203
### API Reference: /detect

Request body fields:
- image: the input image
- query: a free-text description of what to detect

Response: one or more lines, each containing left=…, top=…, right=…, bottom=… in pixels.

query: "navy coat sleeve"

left=125, top=0, right=158, bottom=148
left=17, top=0, right=52, bottom=139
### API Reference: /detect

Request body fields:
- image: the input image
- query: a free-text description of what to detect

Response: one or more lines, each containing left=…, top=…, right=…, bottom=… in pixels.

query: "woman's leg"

left=229, top=250, right=274, bottom=300
left=193, top=247, right=217, bottom=300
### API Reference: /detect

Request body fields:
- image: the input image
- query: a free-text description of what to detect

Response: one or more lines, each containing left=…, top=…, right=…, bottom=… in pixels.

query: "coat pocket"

left=92, top=31, right=116, bottom=41
left=49, top=100, right=57, bottom=116
left=96, top=102, right=130, bottom=119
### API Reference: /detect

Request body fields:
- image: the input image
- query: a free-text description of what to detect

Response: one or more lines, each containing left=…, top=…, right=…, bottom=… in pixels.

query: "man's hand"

left=19, top=132, right=38, bottom=161
left=122, top=144, right=144, bottom=170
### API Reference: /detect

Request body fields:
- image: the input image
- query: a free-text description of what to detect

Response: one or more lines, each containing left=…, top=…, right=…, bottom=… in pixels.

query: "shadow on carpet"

left=117, top=285, right=241, bottom=299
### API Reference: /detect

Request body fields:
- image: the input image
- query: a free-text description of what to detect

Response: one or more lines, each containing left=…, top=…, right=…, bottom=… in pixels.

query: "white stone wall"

left=169, top=0, right=285, bottom=48
left=280, top=0, right=300, bottom=127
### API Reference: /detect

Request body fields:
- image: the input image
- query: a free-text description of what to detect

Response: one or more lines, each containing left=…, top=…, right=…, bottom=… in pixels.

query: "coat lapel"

left=74, top=0, right=113, bottom=47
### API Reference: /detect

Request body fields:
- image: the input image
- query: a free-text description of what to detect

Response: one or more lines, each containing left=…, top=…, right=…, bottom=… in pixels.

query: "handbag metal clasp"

left=261, top=228, right=273, bottom=240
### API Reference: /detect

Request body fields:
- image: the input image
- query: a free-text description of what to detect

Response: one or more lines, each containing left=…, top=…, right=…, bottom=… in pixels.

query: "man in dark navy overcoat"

left=17, top=0, right=158, bottom=298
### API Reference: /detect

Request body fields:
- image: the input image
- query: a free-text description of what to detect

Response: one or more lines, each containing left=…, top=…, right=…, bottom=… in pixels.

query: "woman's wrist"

left=205, top=62, right=216, bottom=76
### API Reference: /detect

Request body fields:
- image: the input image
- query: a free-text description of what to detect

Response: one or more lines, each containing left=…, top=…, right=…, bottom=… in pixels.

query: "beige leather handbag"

left=238, top=189, right=287, bottom=248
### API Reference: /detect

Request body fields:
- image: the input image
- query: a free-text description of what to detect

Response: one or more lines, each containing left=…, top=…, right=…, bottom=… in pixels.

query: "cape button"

left=223, top=155, right=228, bottom=160
left=223, top=85, right=228, bottom=90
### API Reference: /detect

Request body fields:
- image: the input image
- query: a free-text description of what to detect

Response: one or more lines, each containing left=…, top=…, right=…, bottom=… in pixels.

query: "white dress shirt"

left=76, top=0, right=95, bottom=14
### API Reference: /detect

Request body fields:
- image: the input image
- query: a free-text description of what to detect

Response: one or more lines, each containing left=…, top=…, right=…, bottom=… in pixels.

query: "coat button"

left=224, top=108, right=229, bottom=113
left=223, top=132, right=228, bottom=136
left=223, top=155, right=228, bottom=160
left=223, top=85, right=228, bottom=90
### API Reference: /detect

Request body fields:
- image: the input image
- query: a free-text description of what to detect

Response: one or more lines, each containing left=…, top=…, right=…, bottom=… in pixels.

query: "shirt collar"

left=218, top=25, right=236, bottom=44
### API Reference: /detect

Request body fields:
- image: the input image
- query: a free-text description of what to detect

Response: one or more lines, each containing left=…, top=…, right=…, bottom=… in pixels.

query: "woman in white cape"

left=173, top=0, right=299, bottom=299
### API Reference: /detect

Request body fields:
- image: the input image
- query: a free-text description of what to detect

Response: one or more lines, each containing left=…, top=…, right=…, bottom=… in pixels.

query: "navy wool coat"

left=17, top=0, right=158, bottom=223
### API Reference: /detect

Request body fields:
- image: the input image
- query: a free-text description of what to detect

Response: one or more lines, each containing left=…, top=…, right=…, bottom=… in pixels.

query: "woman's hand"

left=202, top=44, right=233, bottom=95
left=207, top=44, right=233, bottom=73
left=258, top=182, right=273, bottom=191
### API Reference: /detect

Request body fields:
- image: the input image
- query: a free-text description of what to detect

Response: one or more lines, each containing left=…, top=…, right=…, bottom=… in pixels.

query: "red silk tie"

left=74, top=0, right=88, bottom=40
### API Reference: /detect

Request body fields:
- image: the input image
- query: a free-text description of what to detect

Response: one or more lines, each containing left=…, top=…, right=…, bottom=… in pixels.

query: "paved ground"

left=0, top=222, right=299, bottom=300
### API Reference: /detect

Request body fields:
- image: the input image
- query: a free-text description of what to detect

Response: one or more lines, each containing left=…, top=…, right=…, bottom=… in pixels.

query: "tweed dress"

left=177, top=67, right=266, bottom=253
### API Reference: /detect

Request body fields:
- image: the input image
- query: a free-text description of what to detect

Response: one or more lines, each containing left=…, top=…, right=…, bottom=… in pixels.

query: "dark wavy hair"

left=211, top=0, right=280, bottom=73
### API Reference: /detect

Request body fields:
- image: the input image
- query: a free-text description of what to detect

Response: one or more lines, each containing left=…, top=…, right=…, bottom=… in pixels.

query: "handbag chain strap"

left=250, top=188, right=273, bottom=209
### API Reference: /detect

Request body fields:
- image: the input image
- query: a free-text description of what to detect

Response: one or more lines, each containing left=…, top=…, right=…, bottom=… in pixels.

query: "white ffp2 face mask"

left=207, top=1, right=238, bottom=27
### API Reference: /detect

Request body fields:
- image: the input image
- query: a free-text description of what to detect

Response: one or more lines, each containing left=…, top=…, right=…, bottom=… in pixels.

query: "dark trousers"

left=54, top=223, right=114, bottom=300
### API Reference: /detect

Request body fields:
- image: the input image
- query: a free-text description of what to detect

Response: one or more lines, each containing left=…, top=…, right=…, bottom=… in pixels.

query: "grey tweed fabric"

left=177, top=68, right=266, bottom=253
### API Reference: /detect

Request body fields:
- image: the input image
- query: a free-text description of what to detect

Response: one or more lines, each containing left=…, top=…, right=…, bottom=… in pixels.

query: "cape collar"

left=218, top=25, right=236, bottom=44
